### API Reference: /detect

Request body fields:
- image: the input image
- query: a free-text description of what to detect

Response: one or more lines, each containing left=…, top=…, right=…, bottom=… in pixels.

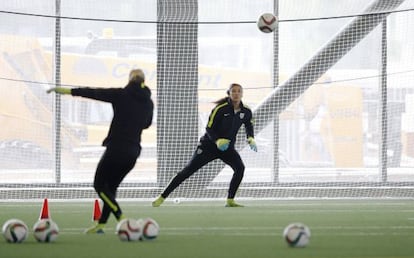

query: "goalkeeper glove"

left=46, top=87, right=72, bottom=95
left=247, top=137, right=257, bottom=152
left=216, top=138, right=230, bottom=151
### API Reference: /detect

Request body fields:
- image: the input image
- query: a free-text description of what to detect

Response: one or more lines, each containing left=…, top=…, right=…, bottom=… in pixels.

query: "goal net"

left=1, top=0, right=414, bottom=200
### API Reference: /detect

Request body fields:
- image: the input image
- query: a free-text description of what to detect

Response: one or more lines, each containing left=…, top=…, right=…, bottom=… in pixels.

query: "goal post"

left=156, top=0, right=199, bottom=186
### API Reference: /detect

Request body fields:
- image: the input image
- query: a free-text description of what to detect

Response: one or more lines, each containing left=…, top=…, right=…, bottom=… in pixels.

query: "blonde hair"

left=129, top=69, right=145, bottom=82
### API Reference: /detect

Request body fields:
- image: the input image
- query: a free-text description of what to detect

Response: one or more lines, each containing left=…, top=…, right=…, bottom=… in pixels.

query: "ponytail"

left=213, top=97, right=228, bottom=105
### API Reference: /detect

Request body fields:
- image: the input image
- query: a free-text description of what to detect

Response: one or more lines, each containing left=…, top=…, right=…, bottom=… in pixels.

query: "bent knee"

left=93, top=181, right=103, bottom=193
left=237, top=164, right=245, bottom=174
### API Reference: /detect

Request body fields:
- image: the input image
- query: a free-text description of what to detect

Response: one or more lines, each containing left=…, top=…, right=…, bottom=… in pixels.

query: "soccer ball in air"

left=138, top=217, right=159, bottom=241
left=283, top=223, right=311, bottom=247
left=33, top=219, right=59, bottom=243
left=2, top=219, right=29, bottom=243
left=257, top=13, right=278, bottom=33
left=116, top=218, right=142, bottom=242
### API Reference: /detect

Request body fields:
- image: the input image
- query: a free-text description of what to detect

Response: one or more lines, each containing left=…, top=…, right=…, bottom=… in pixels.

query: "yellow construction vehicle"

left=0, top=33, right=365, bottom=169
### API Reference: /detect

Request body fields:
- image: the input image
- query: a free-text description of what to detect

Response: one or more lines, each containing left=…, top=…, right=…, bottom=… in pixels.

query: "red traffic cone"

left=93, top=199, right=101, bottom=221
left=39, top=198, right=50, bottom=220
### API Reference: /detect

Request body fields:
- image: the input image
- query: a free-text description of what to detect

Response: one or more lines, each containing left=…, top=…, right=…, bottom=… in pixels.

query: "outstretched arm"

left=47, top=87, right=121, bottom=103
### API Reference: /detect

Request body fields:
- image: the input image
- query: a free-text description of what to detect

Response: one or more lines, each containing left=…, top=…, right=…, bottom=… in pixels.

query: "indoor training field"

left=2, top=1, right=414, bottom=257
left=1, top=199, right=414, bottom=258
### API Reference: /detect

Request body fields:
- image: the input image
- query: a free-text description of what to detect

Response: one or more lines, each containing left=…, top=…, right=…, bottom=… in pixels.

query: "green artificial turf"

left=1, top=200, right=414, bottom=258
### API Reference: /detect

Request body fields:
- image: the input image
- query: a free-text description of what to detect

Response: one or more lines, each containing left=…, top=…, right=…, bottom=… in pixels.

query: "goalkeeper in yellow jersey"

left=47, top=69, right=154, bottom=233
left=152, top=83, right=257, bottom=207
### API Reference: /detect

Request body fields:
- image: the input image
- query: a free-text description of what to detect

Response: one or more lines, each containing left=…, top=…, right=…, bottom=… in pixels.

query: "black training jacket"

left=201, top=98, right=254, bottom=149
left=71, top=81, right=154, bottom=148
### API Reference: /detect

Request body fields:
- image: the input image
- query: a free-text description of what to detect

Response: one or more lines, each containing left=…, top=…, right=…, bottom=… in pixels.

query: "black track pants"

left=94, top=145, right=140, bottom=224
left=161, top=141, right=245, bottom=199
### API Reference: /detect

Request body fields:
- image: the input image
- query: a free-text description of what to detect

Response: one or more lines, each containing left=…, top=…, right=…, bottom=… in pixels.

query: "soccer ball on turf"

left=116, top=218, right=142, bottom=242
left=257, top=13, right=278, bottom=33
left=138, top=217, right=159, bottom=241
left=33, top=219, right=59, bottom=243
left=2, top=219, right=29, bottom=243
left=283, top=223, right=311, bottom=247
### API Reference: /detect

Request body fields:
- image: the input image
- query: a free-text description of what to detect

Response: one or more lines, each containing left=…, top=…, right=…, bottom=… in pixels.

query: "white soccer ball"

left=33, top=219, right=59, bottom=243
left=2, top=219, right=29, bottom=243
left=257, top=13, right=278, bottom=33
left=138, top=217, right=159, bottom=241
left=116, top=218, right=142, bottom=242
left=283, top=223, right=311, bottom=248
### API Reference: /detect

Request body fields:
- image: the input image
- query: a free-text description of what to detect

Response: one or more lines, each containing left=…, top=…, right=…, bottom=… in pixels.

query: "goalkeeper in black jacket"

left=152, top=83, right=257, bottom=207
left=47, top=69, right=154, bottom=234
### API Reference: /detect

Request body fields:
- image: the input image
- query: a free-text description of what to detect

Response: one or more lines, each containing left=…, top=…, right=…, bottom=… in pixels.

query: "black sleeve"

left=244, top=109, right=254, bottom=139
left=205, top=103, right=226, bottom=142
left=71, top=88, right=122, bottom=103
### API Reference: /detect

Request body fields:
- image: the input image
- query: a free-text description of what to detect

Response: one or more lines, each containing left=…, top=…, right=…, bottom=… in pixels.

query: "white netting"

left=1, top=0, right=414, bottom=200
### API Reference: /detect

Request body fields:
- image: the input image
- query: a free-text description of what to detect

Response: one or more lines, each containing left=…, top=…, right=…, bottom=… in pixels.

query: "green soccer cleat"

left=152, top=196, right=165, bottom=207
left=84, top=223, right=105, bottom=234
left=225, top=199, right=244, bottom=207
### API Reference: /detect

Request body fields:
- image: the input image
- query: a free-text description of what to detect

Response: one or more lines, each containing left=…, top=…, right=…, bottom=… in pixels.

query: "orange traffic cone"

left=93, top=199, right=101, bottom=221
left=39, top=198, right=50, bottom=220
